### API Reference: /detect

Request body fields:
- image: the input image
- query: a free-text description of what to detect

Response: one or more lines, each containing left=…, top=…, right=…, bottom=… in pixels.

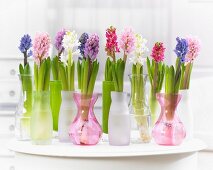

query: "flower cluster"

left=129, top=34, right=148, bottom=65
left=151, top=42, right=166, bottom=63
left=105, top=26, right=120, bottom=58
left=61, top=30, right=80, bottom=63
left=18, top=34, right=32, bottom=57
left=186, top=36, right=201, bottom=62
left=118, top=27, right=135, bottom=55
left=174, top=37, right=188, bottom=63
left=84, top=33, right=99, bottom=61
left=33, top=32, right=51, bottom=65
left=78, top=33, right=89, bottom=56
left=54, top=29, right=66, bottom=55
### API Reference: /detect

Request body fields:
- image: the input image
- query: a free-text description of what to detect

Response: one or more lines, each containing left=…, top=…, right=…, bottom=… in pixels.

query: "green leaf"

left=82, top=58, right=89, bottom=94
left=44, top=57, right=51, bottom=91
left=34, top=63, right=38, bottom=91
left=38, top=60, right=46, bottom=91
left=112, top=61, right=119, bottom=91
left=77, top=60, right=82, bottom=89
left=59, top=62, right=68, bottom=91
left=87, top=61, right=99, bottom=95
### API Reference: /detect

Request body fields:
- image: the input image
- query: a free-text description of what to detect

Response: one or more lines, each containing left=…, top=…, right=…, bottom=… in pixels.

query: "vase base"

left=59, top=138, right=70, bottom=143
left=32, top=139, right=52, bottom=145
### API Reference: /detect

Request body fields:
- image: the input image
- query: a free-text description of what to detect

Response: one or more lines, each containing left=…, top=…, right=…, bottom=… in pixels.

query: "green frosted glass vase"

left=102, top=81, right=115, bottom=134
left=50, top=80, right=62, bottom=131
left=31, top=91, right=53, bottom=145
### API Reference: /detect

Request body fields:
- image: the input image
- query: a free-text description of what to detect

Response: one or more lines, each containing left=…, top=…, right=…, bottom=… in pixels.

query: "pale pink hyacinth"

left=186, top=36, right=201, bottom=62
left=118, top=27, right=136, bottom=55
left=33, top=33, right=51, bottom=65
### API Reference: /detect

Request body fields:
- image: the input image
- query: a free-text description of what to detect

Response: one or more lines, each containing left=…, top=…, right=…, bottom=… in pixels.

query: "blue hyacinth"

left=78, top=33, right=89, bottom=56
left=18, top=34, right=32, bottom=57
left=174, top=37, right=188, bottom=63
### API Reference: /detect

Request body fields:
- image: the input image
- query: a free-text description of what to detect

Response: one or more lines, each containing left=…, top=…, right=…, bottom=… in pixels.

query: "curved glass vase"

left=152, top=93, right=186, bottom=146
left=69, top=93, right=102, bottom=145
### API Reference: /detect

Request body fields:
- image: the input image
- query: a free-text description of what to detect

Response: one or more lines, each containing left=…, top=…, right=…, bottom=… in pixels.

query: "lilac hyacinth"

left=84, top=34, right=99, bottom=61
left=55, top=29, right=66, bottom=55
left=174, top=37, right=188, bottom=63
left=18, top=34, right=32, bottom=57
left=78, top=33, right=89, bottom=57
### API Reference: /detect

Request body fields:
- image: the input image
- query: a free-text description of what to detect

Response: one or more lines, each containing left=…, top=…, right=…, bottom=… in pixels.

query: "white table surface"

left=8, top=138, right=206, bottom=158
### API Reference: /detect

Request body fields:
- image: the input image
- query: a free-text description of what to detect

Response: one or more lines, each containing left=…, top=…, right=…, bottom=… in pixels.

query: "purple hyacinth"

left=55, top=29, right=66, bottom=55
left=78, top=33, right=89, bottom=57
left=18, top=34, right=32, bottom=57
left=84, top=33, right=99, bottom=61
left=174, top=37, right=188, bottom=63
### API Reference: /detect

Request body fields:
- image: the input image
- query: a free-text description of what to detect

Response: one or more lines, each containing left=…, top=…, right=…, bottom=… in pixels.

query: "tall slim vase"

left=15, top=74, right=33, bottom=140
left=50, top=80, right=62, bottom=131
left=31, top=91, right=53, bottom=145
left=108, top=92, right=130, bottom=146
left=179, top=90, right=193, bottom=139
left=58, top=91, right=76, bottom=142
left=102, top=81, right=114, bottom=135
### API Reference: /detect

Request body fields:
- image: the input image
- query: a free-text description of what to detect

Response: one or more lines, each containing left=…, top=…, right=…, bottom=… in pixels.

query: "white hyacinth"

left=61, top=30, right=80, bottom=63
left=129, top=34, right=149, bottom=65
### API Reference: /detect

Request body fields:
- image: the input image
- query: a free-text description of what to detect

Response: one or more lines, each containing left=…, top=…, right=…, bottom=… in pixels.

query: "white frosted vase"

left=58, top=91, right=76, bottom=142
left=108, top=92, right=130, bottom=146
left=179, top=90, right=193, bottom=139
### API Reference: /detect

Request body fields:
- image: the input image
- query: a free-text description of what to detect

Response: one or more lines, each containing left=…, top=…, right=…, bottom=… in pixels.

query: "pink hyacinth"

left=186, top=36, right=201, bottom=62
left=151, top=42, right=166, bottom=63
left=33, top=32, right=51, bottom=65
left=118, top=27, right=135, bottom=55
left=105, top=26, right=120, bottom=58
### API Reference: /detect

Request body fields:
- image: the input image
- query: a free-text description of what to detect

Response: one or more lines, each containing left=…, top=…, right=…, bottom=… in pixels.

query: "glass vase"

left=108, top=92, right=130, bottom=146
left=152, top=93, right=186, bottom=146
left=31, top=91, right=53, bottom=145
left=15, top=74, right=33, bottom=140
left=102, top=81, right=114, bottom=135
left=149, top=88, right=160, bottom=126
left=58, top=91, right=76, bottom=142
left=50, top=80, right=62, bottom=131
left=69, top=93, right=102, bottom=145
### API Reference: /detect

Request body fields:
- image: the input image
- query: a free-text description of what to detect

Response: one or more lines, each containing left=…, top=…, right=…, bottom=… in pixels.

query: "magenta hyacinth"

left=118, top=27, right=135, bottom=55
left=84, top=33, right=99, bottom=61
left=55, top=29, right=66, bottom=55
left=105, top=26, right=120, bottom=58
left=186, top=36, right=201, bottom=62
left=33, top=32, right=51, bottom=65
left=151, top=42, right=166, bottom=63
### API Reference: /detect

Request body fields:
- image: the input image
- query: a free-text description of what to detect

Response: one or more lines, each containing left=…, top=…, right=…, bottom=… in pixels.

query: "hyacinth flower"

left=76, top=33, right=99, bottom=121
left=52, top=29, right=66, bottom=80
left=59, top=30, right=80, bottom=91
left=129, top=34, right=148, bottom=113
left=165, top=37, right=188, bottom=95
left=77, top=33, right=89, bottom=89
left=33, top=32, right=51, bottom=91
left=104, top=26, right=120, bottom=81
left=112, top=27, right=135, bottom=92
left=18, top=34, right=33, bottom=133
left=180, top=36, right=201, bottom=89
left=147, top=42, right=166, bottom=122
left=80, top=33, right=99, bottom=95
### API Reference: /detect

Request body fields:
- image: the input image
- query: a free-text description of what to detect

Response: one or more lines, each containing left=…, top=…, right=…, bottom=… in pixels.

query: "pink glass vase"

left=69, top=93, right=102, bottom=145
left=152, top=93, right=186, bottom=146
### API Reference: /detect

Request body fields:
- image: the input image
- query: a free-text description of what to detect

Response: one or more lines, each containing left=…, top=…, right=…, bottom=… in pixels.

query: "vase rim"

left=73, top=92, right=99, bottom=97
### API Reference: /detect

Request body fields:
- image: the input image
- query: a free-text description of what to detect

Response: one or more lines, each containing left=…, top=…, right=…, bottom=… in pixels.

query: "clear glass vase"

left=69, top=93, right=102, bottom=145
left=129, top=74, right=151, bottom=143
left=15, top=74, right=33, bottom=140
left=31, top=91, right=53, bottom=145
left=152, top=93, right=186, bottom=146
